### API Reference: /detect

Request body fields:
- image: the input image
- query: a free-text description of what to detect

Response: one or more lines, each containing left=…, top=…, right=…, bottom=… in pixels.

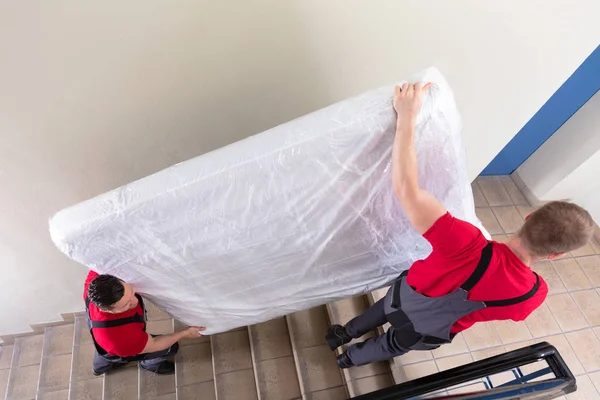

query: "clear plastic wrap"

left=50, top=67, right=488, bottom=334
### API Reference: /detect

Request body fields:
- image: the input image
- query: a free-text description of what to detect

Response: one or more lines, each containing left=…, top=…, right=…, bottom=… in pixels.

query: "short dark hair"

left=519, top=201, right=594, bottom=256
left=87, top=274, right=125, bottom=310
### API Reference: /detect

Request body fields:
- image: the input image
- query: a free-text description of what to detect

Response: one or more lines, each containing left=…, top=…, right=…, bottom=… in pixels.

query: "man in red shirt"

left=326, top=82, right=596, bottom=368
left=84, top=271, right=205, bottom=375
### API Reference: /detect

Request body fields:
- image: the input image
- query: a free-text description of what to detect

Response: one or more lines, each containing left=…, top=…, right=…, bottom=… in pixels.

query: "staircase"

left=0, top=290, right=409, bottom=400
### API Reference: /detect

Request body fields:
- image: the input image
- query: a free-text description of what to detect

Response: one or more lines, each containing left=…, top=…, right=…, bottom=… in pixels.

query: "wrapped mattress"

left=50, top=67, right=488, bottom=334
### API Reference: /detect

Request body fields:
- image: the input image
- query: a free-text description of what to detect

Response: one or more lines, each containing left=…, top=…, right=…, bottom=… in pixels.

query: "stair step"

left=175, top=340, right=214, bottom=396
left=0, top=345, right=13, bottom=397
left=287, top=308, right=346, bottom=399
left=37, top=388, right=69, bottom=399
left=69, top=377, right=103, bottom=400
left=212, top=329, right=257, bottom=399
left=249, top=318, right=301, bottom=400
left=37, top=324, right=75, bottom=397
left=5, top=334, right=44, bottom=399
left=104, top=365, right=138, bottom=400
left=139, top=320, right=177, bottom=398
left=326, top=296, right=393, bottom=397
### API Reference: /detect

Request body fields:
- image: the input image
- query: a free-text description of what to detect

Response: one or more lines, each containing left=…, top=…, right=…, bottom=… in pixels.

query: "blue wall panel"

left=481, top=45, right=600, bottom=176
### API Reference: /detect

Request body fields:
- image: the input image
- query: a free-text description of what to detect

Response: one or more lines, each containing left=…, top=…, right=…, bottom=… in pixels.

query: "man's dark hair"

left=87, top=274, right=125, bottom=310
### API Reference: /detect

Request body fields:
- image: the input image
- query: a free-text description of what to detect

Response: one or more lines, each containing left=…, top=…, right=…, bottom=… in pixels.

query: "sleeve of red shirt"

left=511, top=279, right=549, bottom=321
left=423, top=212, right=487, bottom=260
left=93, top=326, right=149, bottom=357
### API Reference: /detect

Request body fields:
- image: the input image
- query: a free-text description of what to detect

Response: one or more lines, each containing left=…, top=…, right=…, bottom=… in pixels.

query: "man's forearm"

left=147, top=330, right=186, bottom=353
left=392, top=119, right=420, bottom=200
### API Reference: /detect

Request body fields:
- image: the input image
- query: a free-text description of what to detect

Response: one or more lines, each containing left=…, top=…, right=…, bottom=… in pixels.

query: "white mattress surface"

left=50, top=67, right=488, bottom=334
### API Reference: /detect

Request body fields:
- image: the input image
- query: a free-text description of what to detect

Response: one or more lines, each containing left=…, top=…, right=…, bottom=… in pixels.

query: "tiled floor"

left=468, top=176, right=600, bottom=398
left=0, top=174, right=599, bottom=399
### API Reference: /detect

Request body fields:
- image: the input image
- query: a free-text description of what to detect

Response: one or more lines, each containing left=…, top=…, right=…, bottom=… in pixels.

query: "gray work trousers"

left=344, top=298, right=409, bottom=366
left=92, top=340, right=179, bottom=374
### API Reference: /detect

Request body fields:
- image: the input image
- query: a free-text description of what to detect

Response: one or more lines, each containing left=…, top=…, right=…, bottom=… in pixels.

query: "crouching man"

left=84, top=271, right=205, bottom=375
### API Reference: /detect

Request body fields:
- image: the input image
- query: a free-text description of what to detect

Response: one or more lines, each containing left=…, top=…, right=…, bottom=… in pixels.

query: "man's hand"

left=393, top=82, right=432, bottom=127
left=183, top=326, right=206, bottom=339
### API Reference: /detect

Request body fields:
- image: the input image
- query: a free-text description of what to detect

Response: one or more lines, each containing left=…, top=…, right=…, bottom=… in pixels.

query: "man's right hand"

left=183, top=326, right=206, bottom=338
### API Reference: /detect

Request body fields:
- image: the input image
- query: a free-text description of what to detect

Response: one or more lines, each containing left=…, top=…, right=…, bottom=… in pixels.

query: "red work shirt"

left=407, top=213, right=548, bottom=334
left=83, top=271, right=148, bottom=357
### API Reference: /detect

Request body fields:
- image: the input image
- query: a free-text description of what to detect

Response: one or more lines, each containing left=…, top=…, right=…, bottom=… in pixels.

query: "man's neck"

left=504, top=236, right=538, bottom=266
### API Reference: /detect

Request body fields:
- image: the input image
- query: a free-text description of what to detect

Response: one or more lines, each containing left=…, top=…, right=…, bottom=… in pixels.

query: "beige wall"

left=1, top=1, right=599, bottom=334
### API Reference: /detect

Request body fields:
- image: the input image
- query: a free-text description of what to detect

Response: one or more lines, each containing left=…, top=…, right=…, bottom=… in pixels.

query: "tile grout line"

left=247, top=325, right=262, bottom=400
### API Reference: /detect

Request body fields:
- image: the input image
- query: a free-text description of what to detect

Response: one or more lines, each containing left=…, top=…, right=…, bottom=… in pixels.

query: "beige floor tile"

left=104, top=364, right=138, bottom=400
left=591, top=236, right=600, bottom=254
left=72, top=344, right=97, bottom=382
left=327, top=296, right=368, bottom=327
left=176, top=342, right=213, bottom=387
left=304, top=386, right=347, bottom=400
left=546, top=294, right=589, bottom=332
left=255, top=356, right=301, bottom=400
left=572, top=243, right=597, bottom=258
left=572, top=290, right=600, bottom=326
left=566, top=374, right=599, bottom=399
left=344, top=357, right=388, bottom=382
left=139, top=364, right=176, bottom=398
left=295, top=345, right=343, bottom=393
left=287, top=307, right=329, bottom=349
left=215, top=369, right=258, bottom=400
left=432, top=333, right=469, bottom=358
left=6, top=364, right=40, bottom=400
left=499, top=176, right=529, bottom=205
left=393, top=349, right=433, bottom=365
left=0, top=345, right=14, bottom=369
left=516, top=205, right=536, bottom=220
left=0, top=369, right=10, bottom=398
left=537, top=335, right=585, bottom=376
left=475, top=208, right=503, bottom=235
left=476, top=177, right=513, bottom=206
left=173, top=320, right=210, bottom=346
left=177, top=381, right=216, bottom=400
left=589, top=371, right=600, bottom=392
left=503, top=339, right=535, bottom=353
left=14, top=335, right=44, bottom=366
left=576, top=256, right=600, bottom=288
left=492, top=206, right=525, bottom=234
left=249, top=318, right=292, bottom=362
left=552, top=259, right=593, bottom=291
left=37, top=389, right=69, bottom=400
left=144, top=300, right=171, bottom=321
left=532, top=262, right=567, bottom=295
left=566, top=329, right=600, bottom=373
left=147, top=319, right=174, bottom=335
left=435, top=353, right=473, bottom=371
left=471, top=182, right=488, bottom=207
left=70, top=378, right=103, bottom=400
left=349, top=374, right=393, bottom=396
left=471, top=346, right=505, bottom=361
left=44, top=324, right=75, bottom=357
left=38, top=353, right=72, bottom=393
left=391, top=360, right=438, bottom=383
left=212, top=330, right=253, bottom=374
left=494, top=320, right=533, bottom=345
left=491, top=234, right=509, bottom=243
left=74, top=317, right=93, bottom=347
left=462, top=321, right=502, bottom=351
left=525, top=302, right=562, bottom=338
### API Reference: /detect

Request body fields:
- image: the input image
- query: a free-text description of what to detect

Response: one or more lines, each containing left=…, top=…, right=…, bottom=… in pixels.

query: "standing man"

left=326, top=82, right=595, bottom=368
left=84, top=271, right=206, bottom=375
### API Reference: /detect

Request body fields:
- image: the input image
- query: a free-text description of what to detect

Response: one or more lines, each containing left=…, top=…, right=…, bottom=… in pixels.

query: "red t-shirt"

left=407, top=213, right=548, bottom=334
left=83, top=271, right=149, bottom=357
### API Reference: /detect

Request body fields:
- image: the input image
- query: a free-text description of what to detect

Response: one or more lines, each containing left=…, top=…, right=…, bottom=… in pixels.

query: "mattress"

left=50, top=67, right=488, bottom=334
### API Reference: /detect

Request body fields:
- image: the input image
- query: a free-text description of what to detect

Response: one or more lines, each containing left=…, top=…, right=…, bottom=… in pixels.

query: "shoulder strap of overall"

left=460, top=242, right=493, bottom=291
left=484, top=273, right=541, bottom=307
left=85, top=294, right=146, bottom=329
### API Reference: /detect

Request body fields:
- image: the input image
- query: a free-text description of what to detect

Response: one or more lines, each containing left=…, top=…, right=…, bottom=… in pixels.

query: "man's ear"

left=546, top=253, right=567, bottom=261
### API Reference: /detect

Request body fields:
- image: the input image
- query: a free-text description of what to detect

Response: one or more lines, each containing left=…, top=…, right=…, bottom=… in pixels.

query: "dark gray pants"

left=92, top=341, right=179, bottom=374
left=345, top=298, right=408, bottom=366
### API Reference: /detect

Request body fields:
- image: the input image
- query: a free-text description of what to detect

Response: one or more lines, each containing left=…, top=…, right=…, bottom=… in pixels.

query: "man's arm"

left=392, top=82, right=446, bottom=235
left=141, top=326, right=205, bottom=354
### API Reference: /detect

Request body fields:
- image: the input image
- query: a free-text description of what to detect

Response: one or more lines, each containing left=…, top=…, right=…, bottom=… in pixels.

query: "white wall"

left=516, top=91, right=600, bottom=223
left=1, top=0, right=599, bottom=335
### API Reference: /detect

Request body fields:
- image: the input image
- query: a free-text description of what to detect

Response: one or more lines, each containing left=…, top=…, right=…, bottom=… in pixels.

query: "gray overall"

left=345, top=243, right=540, bottom=366
left=85, top=294, right=179, bottom=374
